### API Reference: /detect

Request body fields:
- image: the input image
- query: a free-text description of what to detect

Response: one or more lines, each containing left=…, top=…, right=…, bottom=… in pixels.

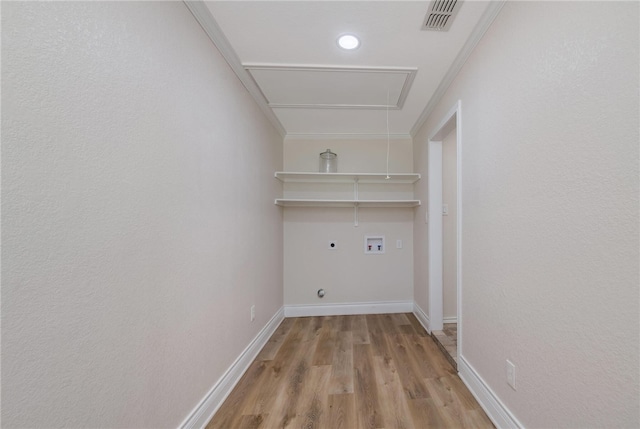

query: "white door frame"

left=428, top=100, right=462, bottom=357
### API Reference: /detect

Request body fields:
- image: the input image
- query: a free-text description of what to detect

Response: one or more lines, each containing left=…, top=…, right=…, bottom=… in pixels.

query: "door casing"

left=427, top=100, right=462, bottom=358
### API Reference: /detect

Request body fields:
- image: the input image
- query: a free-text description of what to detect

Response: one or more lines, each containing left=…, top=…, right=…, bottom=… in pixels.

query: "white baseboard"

left=284, top=301, right=413, bottom=317
left=458, top=355, right=524, bottom=429
left=443, top=316, right=458, bottom=324
left=178, top=307, right=285, bottom=429
left=412, top=302, right=431, bottom=334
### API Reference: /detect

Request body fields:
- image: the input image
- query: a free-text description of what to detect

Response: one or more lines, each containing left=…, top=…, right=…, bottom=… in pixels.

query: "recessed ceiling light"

left=337, top=34, right=359, bottom=50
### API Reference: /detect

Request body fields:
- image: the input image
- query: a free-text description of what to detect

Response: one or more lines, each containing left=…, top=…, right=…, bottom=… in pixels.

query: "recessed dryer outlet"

left=364, top=235, right=385, bottom=254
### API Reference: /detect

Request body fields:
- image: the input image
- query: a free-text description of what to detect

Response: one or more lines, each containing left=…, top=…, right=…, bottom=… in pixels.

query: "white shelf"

left=274, top=171, right=420, bottom=184
left=275, top=171, right=421, bottom=225
left=274, top=199, right=421, bottom=208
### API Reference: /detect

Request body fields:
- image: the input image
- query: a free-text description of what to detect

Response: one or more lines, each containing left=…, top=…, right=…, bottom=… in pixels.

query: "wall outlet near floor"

left=506, top=359, right=516, bottom=390
left=250, top=305, right=255, bottom=322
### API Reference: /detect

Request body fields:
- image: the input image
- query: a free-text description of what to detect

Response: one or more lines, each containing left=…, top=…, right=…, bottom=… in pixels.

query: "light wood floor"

left=206, top=313, right=493, bottom=429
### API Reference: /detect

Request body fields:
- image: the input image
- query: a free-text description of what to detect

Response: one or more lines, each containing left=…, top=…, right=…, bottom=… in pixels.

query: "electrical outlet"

left=442, top=204, right=449, bottom=215
left=396, top=239, right=403, bottom=249
left=250, top=305, right=255, bottom=322
left=506, top=360, right=516, bottom=390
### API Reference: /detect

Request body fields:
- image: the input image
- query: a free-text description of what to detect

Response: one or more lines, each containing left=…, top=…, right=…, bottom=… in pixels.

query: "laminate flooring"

left=206, top=313, right=493, bottom=429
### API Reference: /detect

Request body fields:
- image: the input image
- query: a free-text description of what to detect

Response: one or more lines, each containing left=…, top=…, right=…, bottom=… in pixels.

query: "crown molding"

left=284, top=133, right=413, bottom=141
left=184, top=1, right=286, bottom=137
left=410, top=1, right=506, bottom=137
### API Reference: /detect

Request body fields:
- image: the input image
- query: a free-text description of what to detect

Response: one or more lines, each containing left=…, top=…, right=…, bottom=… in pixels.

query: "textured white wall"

left=284, top=138, right=413, bottom=174
left=413, top=136, right=429, bottom=316
left=283, top=139, right=414, bottom=306
left=442, top=130, right=457, bottom=320
left=2, top=2, right=283, bottom=428
left=414, top=1, right=639, bottom=427
left=284, top=208, right=414, bottom=305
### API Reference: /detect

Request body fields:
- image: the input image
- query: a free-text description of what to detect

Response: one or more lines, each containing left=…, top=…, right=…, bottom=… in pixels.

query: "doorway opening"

left=428, top=100, right=462, bottom=369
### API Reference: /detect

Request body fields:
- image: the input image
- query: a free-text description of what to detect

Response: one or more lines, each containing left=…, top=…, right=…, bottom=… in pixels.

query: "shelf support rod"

left=354, top=203, right=359, bottom=227
left=354, top=178, right=359, bottom=227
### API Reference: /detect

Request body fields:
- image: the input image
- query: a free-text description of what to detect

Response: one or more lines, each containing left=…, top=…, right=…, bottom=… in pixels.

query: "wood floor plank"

left=364, top=314, right=383, bottom=333
left=383, top=333, right=431, bottom=399
left=339, top=314, right=353, bottom=332
left=462, top=408, right=496, bottom=427
left=373, top=355, right=415, bottom=429
left=390, top=312, right=411, bottom=327
left=327, top=393, right=356, bottom=429
left=408, top=397, right=449, bottom=428
left=379, top=313, right=402, bottom=334
left=353, top=344, right=384, bottom=428
left=403, top=333, right=450, bottom=380
left=406, top=313, right=429, bottom=337
left=312, top=319, right=338, bottom=366
left=442, top=373, right=481, bottom=411
left=399, top=324, right=418, bottom=335
left=416, top=334, right=458, bottom=378
left=241, top=320, right=319, bottom=416
left=260, top=363, right=307, bottom=428
left=206, top=313, right=494, bottom=429
left=295, top=365, right=331, bottom=429
left=205, top=360, right=268, bottom=429
left=240, top=360, right=284, bottom=416
left=328, top=331, right=354, bottom=394
left=256, top=318, right=294, bottom=361
left=238, top=414, right=266, bottom=429
left=258, top=318, right=316, bottom=428
left=425, top=376, right=466, bottom=427
left=365, top=315, right=389, bottom=357
left=304, top=316, right=324, bottom=341
left=272, top=350, right=311, bottom=427
left=351, top=315, right=370, bottom=345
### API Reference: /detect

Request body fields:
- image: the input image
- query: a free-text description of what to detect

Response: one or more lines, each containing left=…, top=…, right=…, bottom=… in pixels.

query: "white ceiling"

left=189, top=1, right=502, bottom=138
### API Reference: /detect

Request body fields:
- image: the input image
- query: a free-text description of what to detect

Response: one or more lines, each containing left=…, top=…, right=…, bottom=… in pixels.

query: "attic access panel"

left=245, top=65, right=417, bottom=110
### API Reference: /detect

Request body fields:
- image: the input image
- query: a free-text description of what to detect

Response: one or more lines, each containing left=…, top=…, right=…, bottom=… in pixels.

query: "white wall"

left=284, top=138, right=413, bottom=174
left=1, top=2, right=283, bottom=428
left=442, top=129, right=457, bottom=321
left=413, top=137, right=429, bottom=317
left=283, top=138, right=414, bottom=307
left=414, top=1, right=639, bottom=427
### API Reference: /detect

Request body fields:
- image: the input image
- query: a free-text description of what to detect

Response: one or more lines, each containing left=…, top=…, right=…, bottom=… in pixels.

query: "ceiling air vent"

left=422, top=0, right=462, bottom=31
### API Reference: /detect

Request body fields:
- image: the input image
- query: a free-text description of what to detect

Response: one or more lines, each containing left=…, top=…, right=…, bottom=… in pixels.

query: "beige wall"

left=414, top=1, right=639, bottom=427
left=1, top=2, right=283, bottom=428
left=442, top=130, right=457, bottom=321
left=283, top=138, right=414, bottom=306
